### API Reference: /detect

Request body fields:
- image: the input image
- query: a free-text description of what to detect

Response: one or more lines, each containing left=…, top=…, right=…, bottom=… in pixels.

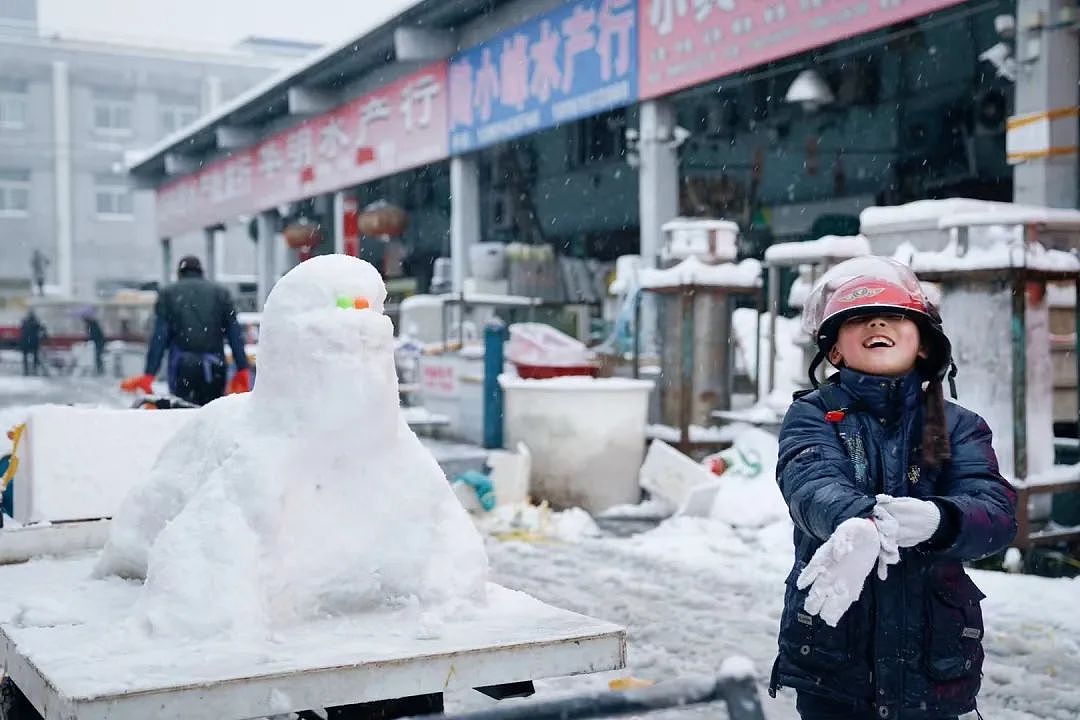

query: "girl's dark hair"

left=922, top=378, right=951, bottom=468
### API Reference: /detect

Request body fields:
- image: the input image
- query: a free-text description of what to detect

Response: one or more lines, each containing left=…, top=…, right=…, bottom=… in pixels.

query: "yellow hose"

left=1, top=423, right=26, bottom=492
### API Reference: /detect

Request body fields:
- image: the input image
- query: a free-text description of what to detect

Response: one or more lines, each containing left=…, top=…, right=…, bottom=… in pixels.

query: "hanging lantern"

left=283, top=219, right=322, bottom=250
left=356, top=201, right=407, bottom=239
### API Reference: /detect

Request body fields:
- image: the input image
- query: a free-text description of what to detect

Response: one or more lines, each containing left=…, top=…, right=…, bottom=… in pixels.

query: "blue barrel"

left=483, top=321, right=508, bottom=449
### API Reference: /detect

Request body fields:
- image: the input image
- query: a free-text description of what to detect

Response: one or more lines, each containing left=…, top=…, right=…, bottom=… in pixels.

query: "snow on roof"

left=861, top=199, right=1015, bottom=233
left=763, top=235, right=870, bottom=265
left=863, top=199, right=1080, bottom=236
left=638, top=257, right=762, bottom=290
left=908, top=237, right=1080, bottom=273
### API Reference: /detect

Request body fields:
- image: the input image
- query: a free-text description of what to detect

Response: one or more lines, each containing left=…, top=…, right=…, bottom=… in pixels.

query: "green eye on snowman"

left=336, top=296, right=370, bottom=310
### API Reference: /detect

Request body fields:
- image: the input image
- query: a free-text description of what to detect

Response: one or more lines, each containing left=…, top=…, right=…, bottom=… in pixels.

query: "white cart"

left=0, top=531, right=624, bottom=720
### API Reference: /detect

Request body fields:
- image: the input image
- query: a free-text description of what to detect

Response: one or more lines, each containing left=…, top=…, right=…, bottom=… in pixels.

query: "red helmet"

left=802, top=257, right=952, bottom=383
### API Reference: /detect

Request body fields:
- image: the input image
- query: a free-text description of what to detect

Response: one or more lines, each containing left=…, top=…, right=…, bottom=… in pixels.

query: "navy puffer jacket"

left=769, top=368, right=1017, bottom=719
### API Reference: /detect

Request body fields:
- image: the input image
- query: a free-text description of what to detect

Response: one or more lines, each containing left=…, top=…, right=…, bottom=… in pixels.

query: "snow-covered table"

left=0, top=554, right=625, bottom=720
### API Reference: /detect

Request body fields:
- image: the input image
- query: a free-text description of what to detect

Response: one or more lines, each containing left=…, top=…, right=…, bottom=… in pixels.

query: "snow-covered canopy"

left=938, top=206, right=1080, bottom=231
left=638, top=257, right=762, bottom=290
left=764, top=235, right=870, bottom=266
left=860, top=199, right=1016, bottom=234
left=906, top=233, right=1080, bottom=274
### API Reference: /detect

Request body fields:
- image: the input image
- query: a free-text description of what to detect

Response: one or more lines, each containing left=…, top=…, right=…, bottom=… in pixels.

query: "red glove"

left=120, top=374, right=154, bottom=394
left=228, top=368, right=252, bottom=394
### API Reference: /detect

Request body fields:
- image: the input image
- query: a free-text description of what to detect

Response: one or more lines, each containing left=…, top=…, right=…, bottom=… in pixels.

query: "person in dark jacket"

left=18, top=310, right=46, bottom=376
left=769, top=257, right=1016, bottom=720
left=83, top=312, right=106, bottom=376
left=121, top=256, right=250, bottom=405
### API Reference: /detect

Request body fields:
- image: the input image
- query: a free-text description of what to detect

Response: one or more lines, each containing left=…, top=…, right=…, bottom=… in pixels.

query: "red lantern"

left=356, top=201, right=407, bottom=239
left=283, top=220, right=322, bottom=250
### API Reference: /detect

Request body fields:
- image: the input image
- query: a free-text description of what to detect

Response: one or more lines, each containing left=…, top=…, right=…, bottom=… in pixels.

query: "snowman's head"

left=263, top=254, right=387, bottom=319
left=254, top=255, right=398, bottom=420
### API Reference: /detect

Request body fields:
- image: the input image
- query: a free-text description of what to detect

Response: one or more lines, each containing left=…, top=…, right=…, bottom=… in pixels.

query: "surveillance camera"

left=672, top=126, right=691, bottom=143
left=994, top=14, right=1015, bottom=39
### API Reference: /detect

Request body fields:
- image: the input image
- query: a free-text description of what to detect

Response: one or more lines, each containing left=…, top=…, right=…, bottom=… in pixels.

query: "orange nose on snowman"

left=336, top=296, right=370, bottom=310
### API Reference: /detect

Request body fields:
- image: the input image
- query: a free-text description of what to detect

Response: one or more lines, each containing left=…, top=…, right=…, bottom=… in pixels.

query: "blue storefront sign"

left=448, top=0, right=639, bottom=155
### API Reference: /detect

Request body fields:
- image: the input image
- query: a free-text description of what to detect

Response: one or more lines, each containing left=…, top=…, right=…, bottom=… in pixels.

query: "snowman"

left=96, top=255, right=488, bottom=638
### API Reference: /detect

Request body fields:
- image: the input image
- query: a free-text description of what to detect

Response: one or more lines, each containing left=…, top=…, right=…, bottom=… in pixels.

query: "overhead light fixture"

left=785, top=69, right=835, bottom=112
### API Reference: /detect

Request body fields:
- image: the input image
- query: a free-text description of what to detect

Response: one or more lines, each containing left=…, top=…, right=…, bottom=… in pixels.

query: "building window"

left=0, top=91, right=28, bottom=130
left=160, top=102, right=199, bottom=136
left=572, top=109, right=627, bottom=168
left=0, top=170, right=30, bottom=216
left=95, top=180, right=133, bottom=219
left=93, top=97, right=133, bottom=136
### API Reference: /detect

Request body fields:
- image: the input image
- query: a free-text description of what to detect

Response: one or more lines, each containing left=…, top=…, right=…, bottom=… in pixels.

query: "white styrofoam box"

left=638, top=439, right=719, bottom=517
left=499, top=375, right=654, bottom=514
left=487, top=442, right=531, bottom=507
left=398, top=295, right=449, bottom=345
left=660, top=218, right=739, bottom=263
left=16, top=406, right=195, bottom=524
left=469, top=242, right=508, bottom=281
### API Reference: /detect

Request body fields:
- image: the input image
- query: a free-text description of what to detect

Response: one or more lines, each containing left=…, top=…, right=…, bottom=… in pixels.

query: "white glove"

left=874, top=494, right=941, bottom=548
left=871, top=505, right=901, bottom=580
left=797, top=518, right=880, bottom=627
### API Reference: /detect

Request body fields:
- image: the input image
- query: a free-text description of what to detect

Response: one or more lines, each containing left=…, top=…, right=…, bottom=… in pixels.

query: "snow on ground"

left=460, top=515, right=1080, bottom=720
left=3, top=370, right=1080, bottom=719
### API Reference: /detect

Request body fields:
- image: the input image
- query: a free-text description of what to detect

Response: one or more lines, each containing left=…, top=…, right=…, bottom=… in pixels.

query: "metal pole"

left=52, top=60, right=73, bottom=296
left=160, top=237, right=172, bottom=287
left=255, top=211, right=277, bottom=311
left=766, top=265, right=779, bottom=394
left=450, top=155, right=480, bottom=294
left=638, top=99, right=679, bottom=358
left=632, top=290, right=642, bottom=379
left=483, top=321, right=507, bottom=449
left=203, top=226, right=218, bottom=282
left=1075, top=274, right=1079, bottom=439
left=680, top=288, right=694, bottom=451
left=1012, top=272, right=1028, bottom=480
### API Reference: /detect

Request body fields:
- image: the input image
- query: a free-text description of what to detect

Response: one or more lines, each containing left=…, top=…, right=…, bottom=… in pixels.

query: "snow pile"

left=707, top=426, right=787, bottom=529
left=763, top=235, right=870, bottom=265
left=96, top=255, right=488, bottom=639
left=646, top=423, right=736, bottom=444
left=638, top=257, right=762, bottom=289
left=478, top=502, right=602, bottom=542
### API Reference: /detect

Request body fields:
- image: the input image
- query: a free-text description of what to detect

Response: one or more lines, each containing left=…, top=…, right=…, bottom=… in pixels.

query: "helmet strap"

left=947, top=362, right=958, bottom=400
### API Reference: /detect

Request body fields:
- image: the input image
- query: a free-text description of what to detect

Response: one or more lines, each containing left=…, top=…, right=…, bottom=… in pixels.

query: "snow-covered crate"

left=860, top=199, right=1013, bottom=256
left=660, top=218, right=739, bottom=264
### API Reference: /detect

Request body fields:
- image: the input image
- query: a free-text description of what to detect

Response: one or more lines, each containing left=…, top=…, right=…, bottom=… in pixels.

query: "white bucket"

left=470, top=242, right=507, bottom=281
left=499, top=375, right=654, bottom=513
